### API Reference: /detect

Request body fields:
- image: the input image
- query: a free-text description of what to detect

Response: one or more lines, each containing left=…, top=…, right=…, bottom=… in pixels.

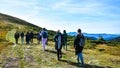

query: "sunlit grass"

left=0, top=31, right=7, bottom=39
left=1, top=32, right=120, bottom=68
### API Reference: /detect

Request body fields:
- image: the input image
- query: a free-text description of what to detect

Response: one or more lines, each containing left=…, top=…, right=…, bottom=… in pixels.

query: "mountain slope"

left=0, top=13, right=56, bottom=39
left=110, top=37, right=120, bottom=43
left=0, top=13, right=43, bottom=33
left=0, top=13, right=43, bottom=40
left=0, top=13, right=39, bottom=28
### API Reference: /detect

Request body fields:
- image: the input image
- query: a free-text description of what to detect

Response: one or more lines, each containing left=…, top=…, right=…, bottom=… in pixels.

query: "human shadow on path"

left=59, top=59, right=112, bottom=68
left=45, top=49, right=65, bottom=55
left=45, top=49, right=57, bottom=54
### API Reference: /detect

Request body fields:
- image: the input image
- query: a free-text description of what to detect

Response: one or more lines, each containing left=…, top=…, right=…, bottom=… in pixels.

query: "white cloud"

left=52, top=0, right=71, bottom=9
left=51, top=0, right=120, bottom=17
left=52, top=0, right=103, bottom=14
left=1, top=0, right=38, bottom=8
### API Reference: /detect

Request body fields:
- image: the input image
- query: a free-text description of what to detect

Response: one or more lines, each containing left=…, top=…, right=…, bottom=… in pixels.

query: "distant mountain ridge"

left=110, top=37, right=120, bottom=43
left=68, top=32, right=120, bottom=40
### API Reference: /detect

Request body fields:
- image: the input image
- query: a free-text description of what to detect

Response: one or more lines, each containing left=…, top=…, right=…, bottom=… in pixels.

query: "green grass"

left=0, top=32, right=120, bottom=68
left=0, top=42, right=120, bottom=68
left=6, top=29, right=17, bottom=43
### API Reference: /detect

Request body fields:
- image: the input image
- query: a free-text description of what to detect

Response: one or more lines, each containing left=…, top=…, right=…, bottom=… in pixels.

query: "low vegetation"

left=0, top=40, right=120, bottom=68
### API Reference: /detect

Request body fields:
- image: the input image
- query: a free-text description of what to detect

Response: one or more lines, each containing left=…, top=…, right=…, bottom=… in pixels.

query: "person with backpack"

left=37, top=31, right=41, bottom=44
left=30, top=31, right=34, bottom=43
left=20, top=32, right=24, bottom=44
left=41, top=28, right=48, bottom=51
left=74, top=29, right=85, bottom=67
left=54, top=30, right=63, bottom=60
left=14, top=31, right=19, bottom=44
left=62, top=30, right=68, bottom=51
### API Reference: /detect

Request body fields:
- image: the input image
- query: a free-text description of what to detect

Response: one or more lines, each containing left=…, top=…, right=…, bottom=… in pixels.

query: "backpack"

left=54, top=34, right=58, bottom=42
left=37, top=33, right=41, bottom=40
left=43, top=32, right=47, bottom=38
left=54, top=34, right=63, bottom=50
left=79, top=35, right=85, bottom=47
left=54, top=33, right=64, bottom=44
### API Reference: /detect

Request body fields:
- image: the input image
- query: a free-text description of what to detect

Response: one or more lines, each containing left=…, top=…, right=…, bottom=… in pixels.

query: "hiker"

left=62, top=30, right=68, bottom=51
left=30, top=31, right=34, bottom=43
left=37, top=31, right=41, bottom=44
left=54, top=30, right=63, bottom=60
left=41, top=28, right=48, bottom=51
left=26, top=32, right=30, bottom=44
left=14, top=31, right=19, bottom=44
left=74, top=29, right=85, bottom=67
left=20, top=32, right=24, bottom=44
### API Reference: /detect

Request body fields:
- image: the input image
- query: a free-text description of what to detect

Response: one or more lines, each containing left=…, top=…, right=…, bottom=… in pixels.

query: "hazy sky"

left=0, top=0, right=120, bottom=34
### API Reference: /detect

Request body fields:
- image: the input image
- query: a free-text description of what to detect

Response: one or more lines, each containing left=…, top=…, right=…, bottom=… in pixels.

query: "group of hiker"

left=53, top=29, right=85, bottom=67
left=14, top=31, right=34, bottom=44
left=14, top=28, right=85, bottom=67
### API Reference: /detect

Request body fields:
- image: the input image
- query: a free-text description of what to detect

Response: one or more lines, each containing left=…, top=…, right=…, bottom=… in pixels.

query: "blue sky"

left=0, top=0, right=120, bottom=34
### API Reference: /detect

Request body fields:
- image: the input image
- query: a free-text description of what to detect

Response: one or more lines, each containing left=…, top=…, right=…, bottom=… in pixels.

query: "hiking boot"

left=58, top=58, right=60, bottom=61
left=79, top=64, right=84, bottom=67
left=59, top=54, right=62, bottom=58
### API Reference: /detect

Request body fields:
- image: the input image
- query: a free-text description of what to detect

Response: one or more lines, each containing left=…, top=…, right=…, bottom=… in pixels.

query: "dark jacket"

left=20, top=32, right=24, bottom=38
left=26, top=32, right=30, bottom=42
left=74, top=34, right=85, bottom=55
left=30, top=32, right=34, bottom=39
left=54, top=32, right=62, bottom=50
left=62, top=33, right=67, bottom=44
left=14, top=32, right=19, bottom=39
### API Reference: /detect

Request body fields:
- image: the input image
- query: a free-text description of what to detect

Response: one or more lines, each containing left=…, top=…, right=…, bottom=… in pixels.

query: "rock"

left=88, top=59, right=99, bottom=65
left=3, top=58, right=20, bottom=68
left=25, top=55, right=34, bottom=62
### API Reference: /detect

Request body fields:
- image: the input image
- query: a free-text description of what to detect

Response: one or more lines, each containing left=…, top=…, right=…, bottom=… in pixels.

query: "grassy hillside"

left=0, top=13, right=56, bottom=39
left=0, top=13, right=55, bottom=54
left=0, top=13, right=40, bottom=28
left=0, top=13, right=40, bottom=53
left=0, top=13, right=41, bottom=37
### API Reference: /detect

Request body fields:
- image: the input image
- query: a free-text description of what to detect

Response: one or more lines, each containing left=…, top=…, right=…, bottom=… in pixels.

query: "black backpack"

left=79, top=35, right=85, bottom=47
left=54, top=33, right=64, bottom=44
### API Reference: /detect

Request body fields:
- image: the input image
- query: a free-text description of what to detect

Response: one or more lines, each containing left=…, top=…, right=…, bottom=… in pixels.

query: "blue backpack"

left=43, top=32, right=47, bottom=38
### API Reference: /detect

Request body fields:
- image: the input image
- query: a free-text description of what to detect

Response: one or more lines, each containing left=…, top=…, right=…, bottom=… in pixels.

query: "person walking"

left=54, top=30, right=63, bottom=60
left=20, top=32, right=24, bottom=44
left=41, top=28, right=48, bottom=51
left=74, top=29, right=85, bottom=67
left=62, top=30, right=68, bottom=51
left=14, top=31, right=19, bottom=44
left=30, top=31, right=34, bottom=43
left=37, top=31, right=41, bottom=44
left=26, top=32, right=30, bottom=44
